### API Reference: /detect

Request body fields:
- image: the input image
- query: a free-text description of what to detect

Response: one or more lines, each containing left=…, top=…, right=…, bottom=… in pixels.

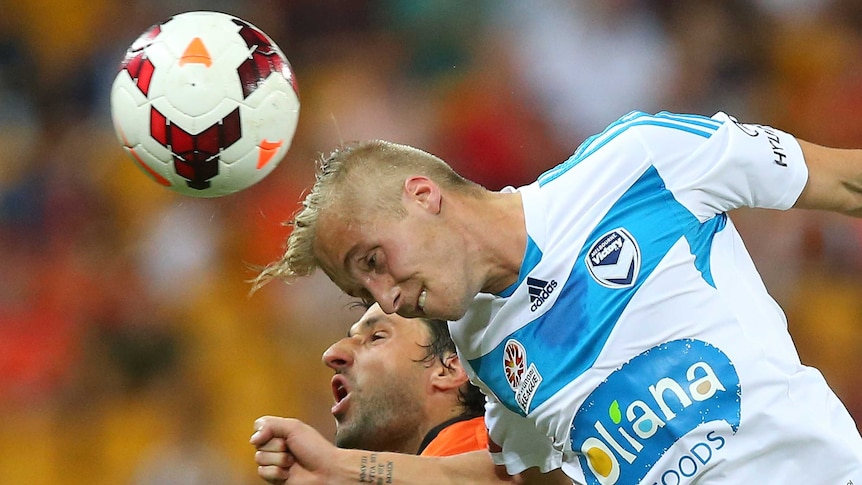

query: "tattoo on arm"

left=358, top=453, right=394, bottom=484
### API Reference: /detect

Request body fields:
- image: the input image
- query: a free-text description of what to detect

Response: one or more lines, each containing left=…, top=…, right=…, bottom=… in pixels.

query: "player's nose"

left=364, top=275, right=401, bottom=315
left=322, top=338, right=354, bottom=370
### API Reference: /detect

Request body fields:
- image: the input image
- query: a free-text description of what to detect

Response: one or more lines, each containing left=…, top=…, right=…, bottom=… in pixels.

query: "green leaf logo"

left=609, top=400, right=622, bottom=424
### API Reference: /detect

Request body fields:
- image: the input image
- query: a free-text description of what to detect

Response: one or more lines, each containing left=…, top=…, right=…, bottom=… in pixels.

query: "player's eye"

left=361, top=250, right=384, bottom=273
left=359, top=292, right=375, bottom=308
left=370, top=332, right=386, bottom=342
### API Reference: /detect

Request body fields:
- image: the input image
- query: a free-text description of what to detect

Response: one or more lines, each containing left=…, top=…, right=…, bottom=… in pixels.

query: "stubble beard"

left=334, top=380, right=426, bottom=453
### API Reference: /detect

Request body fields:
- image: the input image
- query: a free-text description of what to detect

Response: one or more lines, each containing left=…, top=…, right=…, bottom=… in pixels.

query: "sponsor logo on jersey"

left=503, top=339, right=543, bottom=414
left=729, top=116, right=788, bottom=167
left=585, top=228, right=640, bottom=288
left=503, top=339, right=527, bottom=390
left=527, top=277, right=558, bottom=312
left=570, top=339, right=741, bottom=485
left=729, top=116, right=760, bottom=137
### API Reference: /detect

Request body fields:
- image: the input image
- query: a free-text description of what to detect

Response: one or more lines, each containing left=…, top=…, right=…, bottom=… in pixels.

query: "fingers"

left=257, top=464, right=289, bottom=484
left=251, top=415, right=299, bottom=446
left=256, top=436, right=288, bottom=453
left=254, top=439, right=294, bottom=484
left=253, top=417, right=298, bottom=483
left=255, top=446, right=296, bottom=468
left=255, top=415, right=291, bottom=432
left=251, top=417, right=275, bottom=446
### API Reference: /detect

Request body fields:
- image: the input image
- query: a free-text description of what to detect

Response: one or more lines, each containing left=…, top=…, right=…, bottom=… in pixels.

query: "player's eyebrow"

left=319, top=258, right=356, bottom=296
left=333, top=248, right=366, bottom=299
left=343, top=245, right=361, bottom=273
left=347, top=314, right=383, bottom=338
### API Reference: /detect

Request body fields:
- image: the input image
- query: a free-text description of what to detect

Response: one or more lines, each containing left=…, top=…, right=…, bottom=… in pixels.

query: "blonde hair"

left=252, top=140, right=482, bottom=291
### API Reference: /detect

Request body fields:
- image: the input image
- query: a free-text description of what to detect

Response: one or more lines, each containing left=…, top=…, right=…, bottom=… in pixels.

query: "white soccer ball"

left=110, top=11, right=300, bottom=197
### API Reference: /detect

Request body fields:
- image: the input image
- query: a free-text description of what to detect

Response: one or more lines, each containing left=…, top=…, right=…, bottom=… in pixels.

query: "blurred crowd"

left=1, top=1, right=861, bottom=483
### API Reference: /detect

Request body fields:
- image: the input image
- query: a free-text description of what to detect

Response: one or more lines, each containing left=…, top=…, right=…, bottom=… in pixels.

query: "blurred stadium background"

left=1, top=1, right=861, bottom=483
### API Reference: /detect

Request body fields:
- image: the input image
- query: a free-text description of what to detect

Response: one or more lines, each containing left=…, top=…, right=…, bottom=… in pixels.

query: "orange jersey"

left=419, top=416, right=488, bottom=457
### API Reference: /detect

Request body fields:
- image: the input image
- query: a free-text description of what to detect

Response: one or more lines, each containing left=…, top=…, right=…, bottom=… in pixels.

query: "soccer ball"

left=110, top=11, right=300, bottom=197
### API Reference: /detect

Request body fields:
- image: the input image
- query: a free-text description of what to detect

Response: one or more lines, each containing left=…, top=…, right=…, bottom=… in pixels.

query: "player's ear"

left=404, top=176, right=441, bottom=214
left=430, top=352, right=469, bottom=392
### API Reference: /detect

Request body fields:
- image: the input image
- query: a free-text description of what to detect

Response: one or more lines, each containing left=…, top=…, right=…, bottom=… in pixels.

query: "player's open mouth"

left=331, top=375, right=351, bottom=416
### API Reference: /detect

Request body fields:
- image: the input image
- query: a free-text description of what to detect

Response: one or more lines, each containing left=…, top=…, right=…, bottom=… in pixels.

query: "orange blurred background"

left=0, top=1, right=860, bottom=483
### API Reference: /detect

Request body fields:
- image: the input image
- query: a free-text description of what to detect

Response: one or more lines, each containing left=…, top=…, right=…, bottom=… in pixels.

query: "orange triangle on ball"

left=179, top=37, right=212, bottom=67
left=257, top=139, right=283, bottom=169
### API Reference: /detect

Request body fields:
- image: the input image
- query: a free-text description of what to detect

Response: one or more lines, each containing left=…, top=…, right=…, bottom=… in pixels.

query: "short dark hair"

left=416, top=317, right=485, bottom=419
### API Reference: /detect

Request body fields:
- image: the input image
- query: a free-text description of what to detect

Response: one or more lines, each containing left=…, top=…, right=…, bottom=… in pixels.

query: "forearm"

left=329, top=449, right=520, bottom=485
left=251, top=416, right=571, bottom=484
left=795, top=140, right=862, bottom=217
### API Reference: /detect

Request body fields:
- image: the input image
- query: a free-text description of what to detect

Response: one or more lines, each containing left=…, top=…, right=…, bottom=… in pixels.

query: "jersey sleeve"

left=485, top=395, right=563, bottom=475
left=633, top=111, right=808, bottom=221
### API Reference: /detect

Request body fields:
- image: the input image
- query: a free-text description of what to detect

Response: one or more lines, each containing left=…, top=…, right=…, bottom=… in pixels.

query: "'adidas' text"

left=527, top=277, right=558, bottom=312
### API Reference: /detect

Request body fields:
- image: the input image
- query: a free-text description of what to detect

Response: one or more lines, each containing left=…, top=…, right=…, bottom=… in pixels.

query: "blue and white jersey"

left=450, top=111, right=862, bottom=484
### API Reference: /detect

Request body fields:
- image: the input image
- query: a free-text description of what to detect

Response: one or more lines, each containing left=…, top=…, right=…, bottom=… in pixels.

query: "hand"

left=250, top=416, right=337, bottom=484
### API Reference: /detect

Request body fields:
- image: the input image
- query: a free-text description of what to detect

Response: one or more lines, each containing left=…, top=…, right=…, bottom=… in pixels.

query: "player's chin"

left=410, top=298, right=470, bottom=322
left=437, top=301, right=471, bottom=322
left=333, top=428, right=360, bottom=450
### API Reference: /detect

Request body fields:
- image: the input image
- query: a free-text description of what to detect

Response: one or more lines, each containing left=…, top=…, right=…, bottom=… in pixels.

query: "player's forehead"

left=316, top=249, right=356, bottom=293
left=313, top=206, right=389, bottom=298
left=348, top=304, right=385, bottom=336
left=348, top=304, right=426, bottom=338
left=313, top=214, right=363, bottom=288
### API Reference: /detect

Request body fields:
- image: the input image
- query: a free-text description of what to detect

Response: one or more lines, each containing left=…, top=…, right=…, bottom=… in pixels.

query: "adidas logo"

left=527, top=276, right=558, bottom=312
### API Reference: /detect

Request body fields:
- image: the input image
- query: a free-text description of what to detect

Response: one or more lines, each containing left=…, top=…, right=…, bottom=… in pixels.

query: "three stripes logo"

left=527, top=277, right=557, bottom=312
